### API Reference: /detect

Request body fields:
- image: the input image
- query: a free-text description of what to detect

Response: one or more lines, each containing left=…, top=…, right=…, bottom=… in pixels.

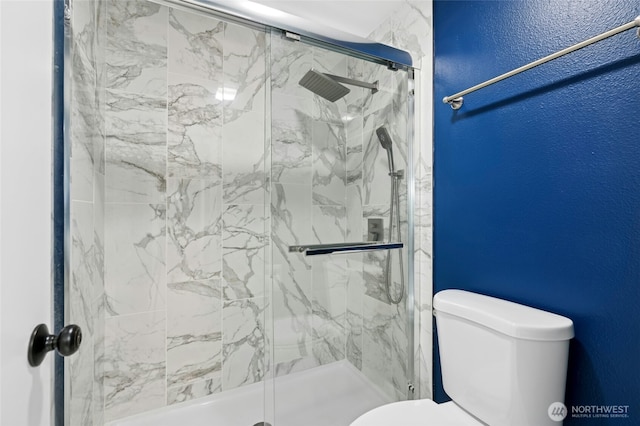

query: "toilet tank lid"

left=433, top=290, right=574, bottom=341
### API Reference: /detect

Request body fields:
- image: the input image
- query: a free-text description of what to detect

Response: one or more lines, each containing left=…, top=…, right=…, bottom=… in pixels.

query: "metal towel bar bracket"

left=443, top=16, right=640, bottom=109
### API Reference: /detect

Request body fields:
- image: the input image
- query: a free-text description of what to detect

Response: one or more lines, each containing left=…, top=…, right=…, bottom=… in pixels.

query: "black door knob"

left=28, top=323, right=82, bottom=367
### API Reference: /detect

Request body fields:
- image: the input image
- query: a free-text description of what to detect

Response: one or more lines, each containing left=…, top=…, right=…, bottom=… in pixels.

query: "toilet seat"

left=350, top=400, right=484, bottom=426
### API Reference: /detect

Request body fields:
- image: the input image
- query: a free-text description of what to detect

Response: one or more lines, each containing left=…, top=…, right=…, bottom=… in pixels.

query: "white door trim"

left=1, top=1, right=54, bottom=425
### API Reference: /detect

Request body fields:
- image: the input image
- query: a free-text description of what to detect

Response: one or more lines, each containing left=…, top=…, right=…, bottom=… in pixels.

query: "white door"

left=1, top=1, right=55, bottom=425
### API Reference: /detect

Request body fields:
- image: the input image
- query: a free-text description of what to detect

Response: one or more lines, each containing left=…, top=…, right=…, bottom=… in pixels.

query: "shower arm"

left=323, top=73, right=379, bottom=94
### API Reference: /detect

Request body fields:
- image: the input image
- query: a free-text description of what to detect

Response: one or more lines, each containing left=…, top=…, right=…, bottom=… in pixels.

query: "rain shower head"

left=299, top=69, right=350, bottom=102
left=299, top=69, right=379, bottom=102
left=376, top=126, right=393, bottom=150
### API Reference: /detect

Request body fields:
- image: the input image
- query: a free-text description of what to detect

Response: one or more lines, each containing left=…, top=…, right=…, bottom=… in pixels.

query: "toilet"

left=351, top=289, right=574, bottom=426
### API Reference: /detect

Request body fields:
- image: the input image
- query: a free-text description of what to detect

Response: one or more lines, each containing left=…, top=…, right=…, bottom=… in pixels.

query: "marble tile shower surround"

left=68, top=0, right=423, bottom=423
left=69, top=0, right=107, bottom=425
left=66, top=1, right=271, bottom=422
left=368, top=0, right=434, bottom=400
left=269, top=32, right=412, bottom=403
left=104, top=4, right=272, bottom=421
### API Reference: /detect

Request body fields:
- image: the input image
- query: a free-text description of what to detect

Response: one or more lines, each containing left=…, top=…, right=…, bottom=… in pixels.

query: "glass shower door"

left=64, top=1, right=272, bottom=424
left=267, top=29, right=414, bottom=426
left=62, top=1, right=413, bottom=424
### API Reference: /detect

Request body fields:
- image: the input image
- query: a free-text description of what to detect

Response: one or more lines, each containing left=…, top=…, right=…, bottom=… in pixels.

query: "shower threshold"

left=107, top=360, right=392, bottom=426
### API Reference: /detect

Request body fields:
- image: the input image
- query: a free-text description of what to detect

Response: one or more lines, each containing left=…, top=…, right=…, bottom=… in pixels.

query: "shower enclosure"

left=63, top=1, right=414, bottom=424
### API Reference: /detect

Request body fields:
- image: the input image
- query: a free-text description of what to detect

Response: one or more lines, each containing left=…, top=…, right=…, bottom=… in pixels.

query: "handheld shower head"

left=376, top=126, right=393, bottom=150
left=376, top=126, right=396, bottom=173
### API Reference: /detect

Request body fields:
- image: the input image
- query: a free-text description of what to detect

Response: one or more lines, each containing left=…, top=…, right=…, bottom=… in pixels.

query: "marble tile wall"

left=69, top=0, right=106, bottom=424
left=269, top=32, right=413, bottom=403
left=358, top=58, right=412, bottom=402
left=69, top=2, right=270, bottom=421
left=77, top=1, right=269, bottom=422
left=368, top=0, right=434, bottom=400
left=271, top=36, right=347, bottom=375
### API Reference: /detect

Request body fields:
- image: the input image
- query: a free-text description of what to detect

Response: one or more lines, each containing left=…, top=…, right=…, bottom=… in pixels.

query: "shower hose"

left=385, top=170, right=405, bottom=305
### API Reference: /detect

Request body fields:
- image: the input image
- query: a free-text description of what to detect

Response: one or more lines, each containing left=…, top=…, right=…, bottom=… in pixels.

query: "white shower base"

left=108, top=360, right=392, bottom=426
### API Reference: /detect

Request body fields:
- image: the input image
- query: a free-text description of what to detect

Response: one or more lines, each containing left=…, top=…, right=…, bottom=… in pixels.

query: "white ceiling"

left=250, top=1, right=401, bottom=37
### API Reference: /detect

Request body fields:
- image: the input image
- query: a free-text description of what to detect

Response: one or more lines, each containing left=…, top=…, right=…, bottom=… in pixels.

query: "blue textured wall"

left=434, top=0, right=640, bottom=423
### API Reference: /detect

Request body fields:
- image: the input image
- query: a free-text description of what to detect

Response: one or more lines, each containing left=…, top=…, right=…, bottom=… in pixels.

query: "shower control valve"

left=367, top=218, right=384, bottom=242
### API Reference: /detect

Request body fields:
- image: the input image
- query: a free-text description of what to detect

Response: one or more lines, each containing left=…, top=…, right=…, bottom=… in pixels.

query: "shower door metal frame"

left=154, top=0, right=411, bottom=71
left=54, top=0, right=72, bottom=425
left=405, top=68, right=416, bottom=399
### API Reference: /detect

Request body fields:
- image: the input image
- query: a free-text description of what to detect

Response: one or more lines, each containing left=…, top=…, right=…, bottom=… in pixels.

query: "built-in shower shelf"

left=288, top=241, right=403, bottom=256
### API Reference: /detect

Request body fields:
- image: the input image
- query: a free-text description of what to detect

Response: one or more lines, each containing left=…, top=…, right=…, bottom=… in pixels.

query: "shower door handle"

left=27, top=323, right=82, bottom=367
left=289, top=241, right=403, bottom=256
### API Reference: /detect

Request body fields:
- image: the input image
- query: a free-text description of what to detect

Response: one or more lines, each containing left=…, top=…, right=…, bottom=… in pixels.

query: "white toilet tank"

left=434, top=290, right=574, bottom=426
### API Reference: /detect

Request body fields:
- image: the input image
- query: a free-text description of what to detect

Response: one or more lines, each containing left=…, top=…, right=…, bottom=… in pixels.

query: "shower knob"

left=28, top=323, right=82, bottom=367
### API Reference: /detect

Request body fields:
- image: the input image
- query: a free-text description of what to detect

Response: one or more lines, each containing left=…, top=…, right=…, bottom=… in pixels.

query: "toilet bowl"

left=351, top=290, right=574, bottom=426
left=351, top=400, right=482, bottom=426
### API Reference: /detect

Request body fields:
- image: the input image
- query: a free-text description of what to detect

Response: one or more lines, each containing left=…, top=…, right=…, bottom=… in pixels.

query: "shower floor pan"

left=107, top=360, right=392, bottom=426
